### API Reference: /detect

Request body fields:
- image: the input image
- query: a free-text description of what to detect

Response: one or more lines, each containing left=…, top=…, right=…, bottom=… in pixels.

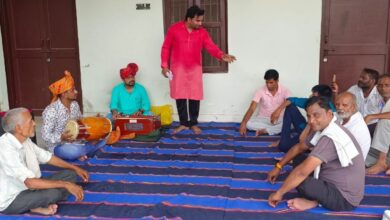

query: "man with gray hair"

left=0, top=107, right=88, bottom=215
left=335, top=92, right=371, bottom=159
left=365, top=74, right=390, bottom=174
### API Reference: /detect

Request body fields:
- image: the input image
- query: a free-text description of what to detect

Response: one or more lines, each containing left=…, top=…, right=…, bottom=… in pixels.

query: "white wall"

left=76, top=0, right=170, bottom=115
left=0, top=0, right=321, bottom=120
left=0, top=30, right=9, bottom=111
left=76, top=0, right=322, bottom=122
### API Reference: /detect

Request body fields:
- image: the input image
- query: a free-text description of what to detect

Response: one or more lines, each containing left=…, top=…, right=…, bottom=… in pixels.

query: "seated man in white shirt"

left=0, top=108, right=88, bottom=215
left=365, top=74, right=390, bottom=174
left=267, top=93, right=370, bottom=183
left=335, top=92, right=371, bottom=159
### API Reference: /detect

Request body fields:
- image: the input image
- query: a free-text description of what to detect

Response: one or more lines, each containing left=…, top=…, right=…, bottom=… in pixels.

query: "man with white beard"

left=335, top=92, right=371, bottom=159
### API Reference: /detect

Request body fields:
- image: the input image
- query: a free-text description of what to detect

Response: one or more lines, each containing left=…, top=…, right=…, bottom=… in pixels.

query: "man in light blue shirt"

left=110, top=63, right=151, bottom=120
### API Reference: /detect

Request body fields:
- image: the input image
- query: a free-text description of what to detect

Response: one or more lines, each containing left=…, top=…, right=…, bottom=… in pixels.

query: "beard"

left=337, top=111, right=352, bottom=119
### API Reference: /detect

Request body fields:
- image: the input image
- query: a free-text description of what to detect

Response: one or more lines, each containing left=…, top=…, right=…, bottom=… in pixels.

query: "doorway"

left=0, top=0, right=82, bottom=114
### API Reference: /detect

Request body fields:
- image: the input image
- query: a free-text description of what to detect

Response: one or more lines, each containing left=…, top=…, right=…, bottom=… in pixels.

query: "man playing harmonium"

left=42, top=71, right=108, bottom=161
left=109, top=62, right=151, bottom=120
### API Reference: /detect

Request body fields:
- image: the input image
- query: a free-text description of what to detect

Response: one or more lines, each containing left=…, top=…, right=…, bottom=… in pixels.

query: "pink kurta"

left=161, top=22, right=224, bottom=100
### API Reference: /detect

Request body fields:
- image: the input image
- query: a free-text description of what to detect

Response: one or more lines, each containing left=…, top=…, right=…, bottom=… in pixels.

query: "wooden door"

left=0, top=0, right=82, bottom=114
left=319, top=0, right=390, bottom=92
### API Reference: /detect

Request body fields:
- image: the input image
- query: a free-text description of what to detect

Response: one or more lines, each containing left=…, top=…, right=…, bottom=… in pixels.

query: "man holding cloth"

left=268, top=96, right=365, bottom=211
left=161, top=5, right=236, bottom=134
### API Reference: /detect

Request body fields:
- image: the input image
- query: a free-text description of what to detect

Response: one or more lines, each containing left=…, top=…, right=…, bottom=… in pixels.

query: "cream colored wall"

left=0, top=30, right=9, bottom=111
left=0, top=0, right=321, bottom=120
left=75, top=0, right=170, bottom=116
left=76, top=0, right=322, bottom=121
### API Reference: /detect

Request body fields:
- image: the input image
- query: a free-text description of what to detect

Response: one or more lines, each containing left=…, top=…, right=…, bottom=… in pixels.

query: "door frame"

left=319, top=0, right=390, bottom=85
left=0, top=0, right=17, bottom=108
left=0, top=0, right=83, bottom=113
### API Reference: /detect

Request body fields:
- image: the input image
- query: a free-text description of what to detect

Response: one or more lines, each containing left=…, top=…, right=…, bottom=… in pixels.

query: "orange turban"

left=120, top=63, right=138, bottom=79
left=48, top=70, right=75, bottom=103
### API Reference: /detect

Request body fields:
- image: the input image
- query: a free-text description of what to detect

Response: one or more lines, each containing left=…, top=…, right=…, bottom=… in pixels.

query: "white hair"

left=1, top=107, right=29, bottom=133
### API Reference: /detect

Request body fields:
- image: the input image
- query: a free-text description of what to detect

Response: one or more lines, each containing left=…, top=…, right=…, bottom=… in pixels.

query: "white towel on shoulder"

left=310, top=116, right=359, bottom=179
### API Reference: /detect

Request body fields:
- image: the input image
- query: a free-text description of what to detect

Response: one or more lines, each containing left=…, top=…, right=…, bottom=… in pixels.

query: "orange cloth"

left=48, top=70, right=75, bottom=103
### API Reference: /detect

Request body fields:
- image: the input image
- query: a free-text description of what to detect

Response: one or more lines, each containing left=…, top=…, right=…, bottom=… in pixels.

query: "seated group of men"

left=1, top=66, right=389, bottom=215
left=41, top=63, right=151, bottom=161
left=0, top=63, right=152, bottom=215
left=238, top=68, right=390, bottom=211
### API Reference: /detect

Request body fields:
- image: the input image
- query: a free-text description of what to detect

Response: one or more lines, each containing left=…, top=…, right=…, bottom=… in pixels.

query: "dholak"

left=115, top=116, right=161, bottom=135
left=64, top=117, right=112, bottom=141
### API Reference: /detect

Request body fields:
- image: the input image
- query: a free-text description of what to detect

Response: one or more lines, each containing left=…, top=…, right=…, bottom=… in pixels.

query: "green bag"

left=133, top=128, right=163, bottom=142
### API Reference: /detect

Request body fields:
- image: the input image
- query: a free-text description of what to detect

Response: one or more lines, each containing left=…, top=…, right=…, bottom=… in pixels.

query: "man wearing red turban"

left=110, top=63, right=151, bottom=119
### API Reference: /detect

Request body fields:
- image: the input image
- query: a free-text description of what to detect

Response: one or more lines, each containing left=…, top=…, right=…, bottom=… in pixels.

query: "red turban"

left=120, top=63, right=138, bottom=79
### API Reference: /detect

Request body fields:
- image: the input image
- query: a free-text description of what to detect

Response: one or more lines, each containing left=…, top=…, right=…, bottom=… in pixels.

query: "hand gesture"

left=268, top=191, right=283, bottom=208
left=161, top=67, right=170, bottom=78
left=65, top=183, right=84, bottom=201
left=270, top=109, right=281, bottom=125
left=61, top=131, right=73, bottom=142
left=133, top=110, right=143, bottom=116
left=331, top=81, right=339, bottom=94
left=221, top=54, right=236, bottom=63
left=112, top=112, right=120, bottom=120
left=364, top=115, right=373, bottom=124
left=74, top=167, right=89, bottom=183
left=239, top=123, right=247, bottom=136
left=267, top=167, right=281, bottom=184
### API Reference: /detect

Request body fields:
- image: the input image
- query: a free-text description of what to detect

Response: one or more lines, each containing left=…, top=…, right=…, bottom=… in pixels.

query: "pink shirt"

left=161, top=22, right=224, bottom=100
left=252, top=84, right=291, bottom=117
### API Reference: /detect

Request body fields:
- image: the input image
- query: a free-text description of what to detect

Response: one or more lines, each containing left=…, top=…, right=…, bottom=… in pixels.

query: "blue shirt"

left=110, top=82, right=151, bottom=115
left=287, top=97, right=336, bottom=112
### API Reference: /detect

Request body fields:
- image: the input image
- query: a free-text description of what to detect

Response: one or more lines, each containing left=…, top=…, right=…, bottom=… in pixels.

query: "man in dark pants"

left=0, top=108, right=88, bottom=215
left=274, top=84, right=334, bottom=152
left=268, top=96, right=365, bottom=211
left=161, top=5, right=236, bottom=134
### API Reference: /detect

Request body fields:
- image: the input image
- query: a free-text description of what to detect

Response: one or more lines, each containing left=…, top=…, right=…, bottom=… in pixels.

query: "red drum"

left=114, top=116, right=161, bottom=135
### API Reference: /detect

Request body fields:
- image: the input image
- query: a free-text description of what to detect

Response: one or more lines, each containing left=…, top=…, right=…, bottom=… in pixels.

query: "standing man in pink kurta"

left=161, top=5, right=236, bottom=134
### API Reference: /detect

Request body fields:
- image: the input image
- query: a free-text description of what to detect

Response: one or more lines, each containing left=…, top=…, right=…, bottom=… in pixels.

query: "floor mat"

left=1, top=122, right=388, bottom=219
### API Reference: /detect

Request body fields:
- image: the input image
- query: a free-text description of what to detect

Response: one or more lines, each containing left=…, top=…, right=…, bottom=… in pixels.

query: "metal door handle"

left=46, top=57, right=51, bottom=63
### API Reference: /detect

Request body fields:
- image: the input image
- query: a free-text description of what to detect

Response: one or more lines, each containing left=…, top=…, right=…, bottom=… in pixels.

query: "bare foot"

left=255, top=129, right=268, bottom=136
left=287, top=198, right=318, bottom=211
left=386, top=168, right=390, bottom=176
left=269, top=140, right=279, bottom=147
left=190, top=125, right=202, bottom=134
left=30, top=204, right=58, bottom=215
left=78, top=155, right=88, bottom=162
left=366, top=163, right=388, bottom=174
left=172, top=125, right=189, bottom=134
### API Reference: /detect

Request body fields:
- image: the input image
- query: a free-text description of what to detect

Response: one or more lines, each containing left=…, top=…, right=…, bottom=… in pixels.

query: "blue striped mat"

left=1, top=122, right=388, bottom=219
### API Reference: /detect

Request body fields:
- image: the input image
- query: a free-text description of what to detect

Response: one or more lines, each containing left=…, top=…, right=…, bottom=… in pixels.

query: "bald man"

left=267, top=92, right=370, bottom=185
left=335, top=92, right=371, bottom=159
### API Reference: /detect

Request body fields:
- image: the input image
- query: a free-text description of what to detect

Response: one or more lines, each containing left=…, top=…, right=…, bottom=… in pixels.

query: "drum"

left=64, top=117, right=112, bottom=141
left=114, top=115, right=161, bottom=135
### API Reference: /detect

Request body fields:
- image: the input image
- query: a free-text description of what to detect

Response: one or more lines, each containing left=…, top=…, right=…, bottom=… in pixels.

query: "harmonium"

left=114, top=115, right=161, bottom=135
